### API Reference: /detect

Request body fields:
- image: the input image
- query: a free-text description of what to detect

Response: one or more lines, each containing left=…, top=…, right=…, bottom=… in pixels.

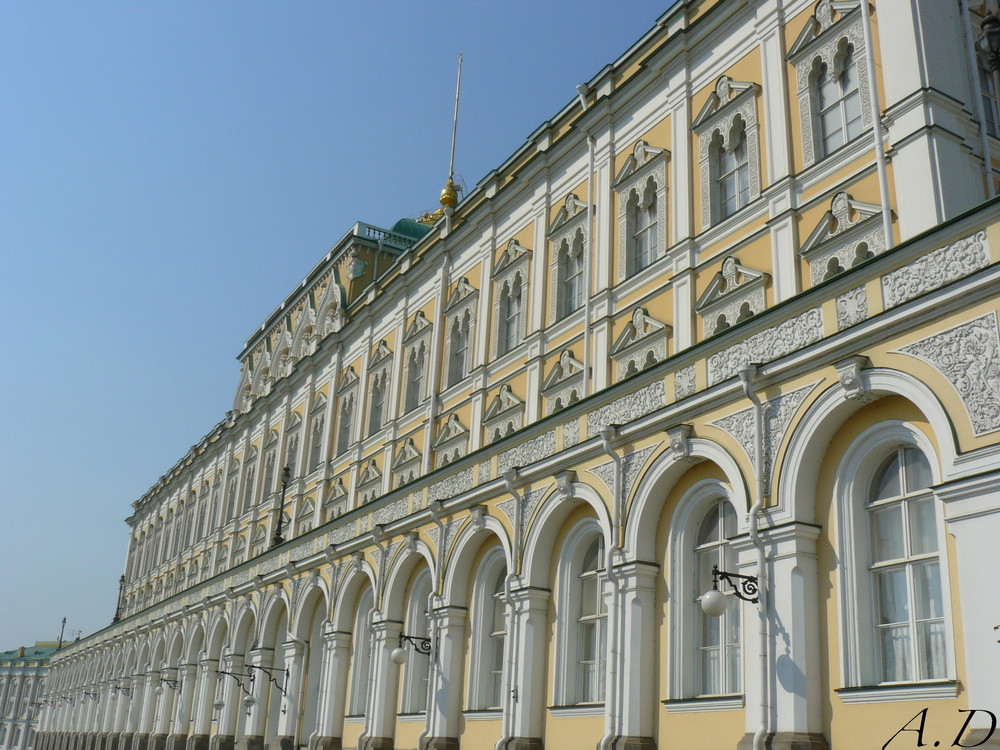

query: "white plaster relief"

left=427, top=467, right=474, bottom=504
left=675, top=364, right=697, bottom=400
left=563, top=419, right=580, bottom=448
left=896, top=313, right=1000, bottom=436
left=882, top=231, right=990, bottom=309
left=613, top=140, right=669, bottom=279
left=498, top=430, right=557, bottom=475
left=707, top=308, right=824, bottom=385
left=696, top=256, right=770, bottom=336
left=589, top=444, right=658, bottom=504
left=587, top=381, right=666, bottom=438
left=710, top=384, right=816, bottom=488
left=374, top=497, right=409, bottom=526
left=836, top=286, right=868, bottom=330
left=610, top=307, right=671, bottom=379
left=497, top=487, right=548, bottom=547
left=479, top=460, right=492, bottom=485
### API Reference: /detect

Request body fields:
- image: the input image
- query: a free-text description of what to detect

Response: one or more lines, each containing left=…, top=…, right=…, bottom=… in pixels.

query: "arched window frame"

left=400, top=569, right=433, bottom=714
left=336, top=393, right=355, bottom=456
left=467, top=548, right=508, bottom=711
left=834, top=421, right=956, bottom=700
left=554, top=519, right=608, bottom=706
left=447, top=310, right=472, bottom=388
left=308, top=400, right=326, bottom=473
left=284, top=414, right=302, bottom=477
left=404, top=341, right=427, bottom=413
left=666, top=478, right=745, bottom=706
left=556, top=232, right=585, bottom=320
left=812, top=41, right=863, bottom=157
left=978, top=54, right=1000, bottom=138
left=242, top=448, right=258, bottom=515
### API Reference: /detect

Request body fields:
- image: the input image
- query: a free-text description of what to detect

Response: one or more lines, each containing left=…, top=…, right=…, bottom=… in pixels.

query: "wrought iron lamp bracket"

left=398, top=633, right=433, bottom=656
left=711, top=563, right=760, bottom=604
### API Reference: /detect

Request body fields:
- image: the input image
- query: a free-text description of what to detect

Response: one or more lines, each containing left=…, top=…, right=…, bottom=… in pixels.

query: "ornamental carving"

left=587, top=381, right=666, bottom=438
left=834, top=355, right=871, bottom=402
left=563, top=419, right=580, bottom=448
left=707, top=308, right=824, bottom=385
left=427, top=467, right=474, bottom=504
left=478, top=460, right=492, bottom=485
left=800, top=193, right=885, bottom=285
left=711, top=384, right=816, bottom=488
left=789, top=2, right=873, bottom=167
left=374, top=497, right=410, bottom=526
left=497, top=487, right=548, bottom=548
left=498, top=430, right=557, bottom=474
left=610, top=308, right=671, bottom=379
left=548, top=194, right=591, bottom=322
left=896, top=313, right=1000, bottom=435
left=613, top=140, right=669, bottom=280
left=675, top=364, right=697, bottom=400
left=697, top=257, right=770, bottom=336
left=882, top=231, right=990, bottom=309
left=589, top=444, right=658, bottom=503
left=836, top=286, right=868, bottom=330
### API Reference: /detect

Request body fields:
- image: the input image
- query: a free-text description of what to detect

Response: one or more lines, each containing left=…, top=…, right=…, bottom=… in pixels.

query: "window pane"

left=876, top=567, right=909, bottom=624
left=697, top=505, right=720, bottom=545
left=908, top=498, right=938, bottom=555
left=880, top=625, right=912, bottom=682
left=917, top=620, right=947, bottom=680
left=700, top=648, right=720, bottom=695
left=903, top=448, right=933, bottom=492
left=913, top=561, right=943, bottom=620
left=871, top=504, right=905, bottom=562
left=873, top=453, right=901, bottom=500
left=581, top=576, right=597, bottom=616
left=701, top=609, right=721, bottom=647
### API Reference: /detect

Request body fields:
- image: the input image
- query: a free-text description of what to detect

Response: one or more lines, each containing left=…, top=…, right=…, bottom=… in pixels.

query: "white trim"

left=547, top=703, right=605, bottom=718
left=662, top=695, right=744, bottom=713
left=836, top=681, right=959, bottom=704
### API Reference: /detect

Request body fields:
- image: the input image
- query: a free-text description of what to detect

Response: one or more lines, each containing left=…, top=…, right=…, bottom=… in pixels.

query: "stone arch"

left=331, top=560, right=376, bottom=632
left=188, top=619, right=208, bottom=664
left=776, top=367, right=959, bottom=525
left=259, top=591, right=292, bottom=650
left=291, top=580, right=329, bottom=642
left=521, top=480, right=613, bottom=589
left=382, top=540, right=436, bottom=621
left=442, top=515, right=513, bottom=608
left=625, top=437, right=750, bottom=562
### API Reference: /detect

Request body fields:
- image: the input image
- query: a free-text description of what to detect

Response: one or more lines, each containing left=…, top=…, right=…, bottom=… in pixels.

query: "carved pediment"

left=696, top=257, right=769, bottom=311
left=444, top=278, right=478, bottom=314
left=493, top=239, right=531, bottom=276
left=358, top=459, right=382, bottom=486
left=370, top=339, right=393, bottom=368
left=611, top=308, right=671, bottom=356
left=328, top=477, right=347, bottom=500
left=788, top=0, right=860, bottom=58
left=800, top=192, right=883, bottom=254
left=800, top=192, right=886, bottom=284
left=613, top=140, right=669, bottom=188
left=391, top=438, right=422, bottom=470
left=403, top=310, right=432, bottom=343
left=542, top=350, right=585, bottom=393
left=548, top=193, right=591, bottom=236
left=338, top=366, right=359, bottom=392
left=484, top=384, right=524, bottom=422
left=692, top=76, right=761, bottom=131
left=433, top=413, right=469, bottom=449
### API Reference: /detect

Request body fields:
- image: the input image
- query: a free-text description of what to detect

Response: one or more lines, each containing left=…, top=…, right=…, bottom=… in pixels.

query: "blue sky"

left=0, top=1, right=667, bottom=648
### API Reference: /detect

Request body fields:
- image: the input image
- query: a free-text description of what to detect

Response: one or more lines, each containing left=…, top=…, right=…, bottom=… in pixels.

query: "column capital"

left=508, top=585, right=550, bottom=609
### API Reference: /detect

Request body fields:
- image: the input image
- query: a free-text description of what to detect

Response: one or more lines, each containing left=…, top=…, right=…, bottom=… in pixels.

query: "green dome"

left=391, top=218, right=432, bottom=240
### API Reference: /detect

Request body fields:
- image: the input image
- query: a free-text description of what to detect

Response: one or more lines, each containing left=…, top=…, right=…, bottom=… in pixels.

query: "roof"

left=0, top=643, right=60, bottom=663
left=390, top=217, right=432, bottom=241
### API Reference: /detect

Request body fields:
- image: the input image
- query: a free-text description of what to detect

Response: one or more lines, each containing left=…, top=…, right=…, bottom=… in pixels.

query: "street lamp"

left=700, top=563, right=759, bottom=617
left=982, top=13, right=1000, bottom=70
left=390, top=634, right=433, bottom=665
left=271, top=466, right=291, bottom=547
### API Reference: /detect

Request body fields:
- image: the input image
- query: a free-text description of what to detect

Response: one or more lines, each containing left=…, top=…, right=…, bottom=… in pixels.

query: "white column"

left=272, top=642, right=303, bottom=743
left=240, top=650, right=272, bottom=744
left=424, top=606, right=466, bottom=746
left=136, top=673, right=158, bottom=738
left=506, top=586, right=549, bottom=748
left=214, top=655, right=244, bottom=742
left=364, top=618, right=403, bottom=747
left=313, top=628, right=351, bottom=748
left=170, top=665, right=197, bottom=740
left=189, top=659, right=218, bottom=741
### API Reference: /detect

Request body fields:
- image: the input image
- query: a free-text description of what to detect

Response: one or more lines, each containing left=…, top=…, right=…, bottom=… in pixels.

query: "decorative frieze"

left=896, top=312, right=1000, bottom=435
left=707, top=308, right=824, bottom=385
left=587, top=381, right=666, bottom=438
left=674, top=364, right=696, bottom=400
left=710, top=384, right=816, bottom=488
left=882, top=230, right=989, bottom=309
left=563, top=419, right=580, bottom=448
left=427, top=467, right=474, bottom=504
left=374, top=497, right=410, bottom=527
left=610, top=307, right=671, bottom=378
left=696, top=257, right=770, bottom=336
left=498, top=430, right=557, bottom=474
left=497, top=487, right=548, bottom=547
left=589, top=444, right=659, bottom=502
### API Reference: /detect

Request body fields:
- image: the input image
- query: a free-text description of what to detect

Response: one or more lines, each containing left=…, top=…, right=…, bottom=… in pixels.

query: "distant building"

left=0, top=644, right=59, bottom=750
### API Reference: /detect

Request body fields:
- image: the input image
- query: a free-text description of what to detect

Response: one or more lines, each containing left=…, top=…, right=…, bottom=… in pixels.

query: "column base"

left=421, top=738, right=458, bottom=750
left=499, top=739, right=543, bottom=750
left=133, top=734, right=150, bottom=750
left=166, top=734, right=188, bottom=750
left=98, top=731, right=111, bottom=750
left=118, top=732, right=134, bottom=750
left=208, top=735, right=234, bottom=750
left=312, top=738, right=341, bottom=750
left=606, top=737, right=655, bottom=750
left=243, top=735, right=264, bottom=750
left=151, top=733, right=169, bottom=750
left=362, top=738, right=394, bottom=750
left=737, top=733, right=829, bottom=750
left=275, top=736, right=295, bottom=750
left=185, top=736, right=209, bottom=750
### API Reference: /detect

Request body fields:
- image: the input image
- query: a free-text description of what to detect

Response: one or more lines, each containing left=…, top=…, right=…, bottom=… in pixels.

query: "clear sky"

left=0, top=1, right=669, bottom=648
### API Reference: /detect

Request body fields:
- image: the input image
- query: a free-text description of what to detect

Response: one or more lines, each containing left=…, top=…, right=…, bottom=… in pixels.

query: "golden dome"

left=439, top=176, right=458, bottom=207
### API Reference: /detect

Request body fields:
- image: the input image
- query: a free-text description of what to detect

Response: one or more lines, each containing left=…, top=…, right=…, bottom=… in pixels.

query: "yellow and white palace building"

left=37, top=1, right=1000, bottom=748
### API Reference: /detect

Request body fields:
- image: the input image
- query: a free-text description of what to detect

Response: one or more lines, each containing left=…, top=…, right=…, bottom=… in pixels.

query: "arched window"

left=717, top=125, right=750, bottom=220
left=285, top=416, right=301, bottom=475
left=336, top=396, right=354, bottom=456
left=263, top=431, right=279, bottom=497
left=497, top=277, right=523, bottom=356
left=557, top=233, right=585, bottom=319
left=348, top=589, right=375, bottom=715
left=627, top=178, right=658, bottom=275
left=557, top=523, right=607, bottom=705
left=694, top=499, right=740, bottom=695
left=815, top=46, right=862, bottom=156
left=368, top=371, right=386, bottom=436
left=242, top=449, right=258, bottom=514
left=979, top=55, right=999, bottom=138
left=296, top=498, right=315, bottom=536
left=868, top=446, right=944, bottom=682
left=836, top=424, right=953, bottom=693
left=215, top=545, right=229, bottom=575
left=405, top=343, right=426, bottom=413
left=211, top=476, right=222, bottom=530
left=225, top=459, right=240, bottom=522
left=470, top=551, right=508, bottom=710
left=250, top=526, right=267, bottom=558
left=400, top=571, right=433, bottom=713
left=447, top=312, right=471, bottom=387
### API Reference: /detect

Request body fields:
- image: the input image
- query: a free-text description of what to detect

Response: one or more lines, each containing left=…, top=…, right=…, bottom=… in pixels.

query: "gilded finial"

left=440, top=176, right=458, bottom=208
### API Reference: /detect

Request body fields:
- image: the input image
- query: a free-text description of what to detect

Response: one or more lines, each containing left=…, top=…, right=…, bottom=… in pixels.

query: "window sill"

left=396, top=712, right=425, bottom=723
left=463, top=709, right=502, bottom=721
left=662, top=695, right=744, bottom=713
left=548, top=703, right=604, bottom=717
left=344, top=715, right=365, bottom=723
left=836, top=680, right=959, bottom=704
